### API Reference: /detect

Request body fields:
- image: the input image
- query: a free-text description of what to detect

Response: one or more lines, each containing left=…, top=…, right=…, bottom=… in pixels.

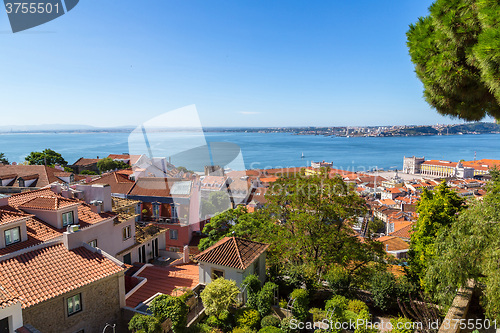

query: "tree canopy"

left=96, top=157, right=130, bottom=173
left=407, top=181, right=465, bottom=286
left=262, top=173, right=385, bottom=285
left=407, top=0, right=500, bottom=121
left=25, top=149, right=67, bottom=166
left=424, top=172, right=500, bottom=321
left=0, top=153, right=8, bottom=165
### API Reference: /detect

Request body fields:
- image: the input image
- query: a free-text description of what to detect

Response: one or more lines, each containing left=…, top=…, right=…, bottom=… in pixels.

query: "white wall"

left=63, top=217, right=135, bottom=257
left=0, top=302, right=23, bottom=332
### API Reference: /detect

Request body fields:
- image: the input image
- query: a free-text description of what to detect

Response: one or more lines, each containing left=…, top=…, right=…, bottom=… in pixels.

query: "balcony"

left=141, top=215, right=188, bottom=226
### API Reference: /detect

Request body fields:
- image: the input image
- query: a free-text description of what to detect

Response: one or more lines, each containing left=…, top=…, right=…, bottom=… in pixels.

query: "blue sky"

left=0, top=0, right=471, bottom=128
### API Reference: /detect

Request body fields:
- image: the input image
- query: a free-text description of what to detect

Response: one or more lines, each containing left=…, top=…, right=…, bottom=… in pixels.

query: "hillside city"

left=0, top=151, right=496, bottom=332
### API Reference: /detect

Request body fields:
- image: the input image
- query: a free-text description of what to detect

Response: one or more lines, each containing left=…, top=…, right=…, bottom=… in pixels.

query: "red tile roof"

left=377, top=236, right=410, bottom=252
left=0, top=165, right=73, bottom=187
left=125, top=264, right=199, bottom=308
left=0, top=243, right=125, bottom=309
left=18, top=196, right=78, bottom=211
left=71, top=158, right=100, bottom=166
left=87, top=172, right=135, bottom=194
left=194, top=237, right=269, bottom=270
left=0, top=283, right=21, bottom=309
left=127, top=178, right=189, bottom=197
left=0, top=209, right=30, bottom=226
left=389, top=223, right=414, bottom=239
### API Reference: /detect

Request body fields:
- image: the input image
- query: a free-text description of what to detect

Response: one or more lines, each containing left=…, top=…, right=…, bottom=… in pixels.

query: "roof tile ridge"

left=232, top=237, right=244, bottom=269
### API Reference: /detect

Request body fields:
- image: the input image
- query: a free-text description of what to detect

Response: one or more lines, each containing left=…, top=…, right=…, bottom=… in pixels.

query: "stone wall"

left=438, top=280, right=475, bottom=333
left=22, top=273, right=125, bottom=333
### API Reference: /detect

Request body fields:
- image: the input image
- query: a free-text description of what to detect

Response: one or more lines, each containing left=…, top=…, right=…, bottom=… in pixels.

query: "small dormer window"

left=5, top=226, right=20, bottom=246
left=62, top=211, right=74, bottom=227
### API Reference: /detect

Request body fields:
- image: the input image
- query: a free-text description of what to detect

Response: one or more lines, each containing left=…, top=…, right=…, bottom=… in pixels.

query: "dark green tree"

left=424, top=172, right=500, bottom=321
left=96, top=157, right=130, bottom=173
left=407, top=0, right=500, bottom=121
left=0, top=153, right=8, bottom=165
left=262, top=174, right=385, bottom=282
left=407, top=181, right=464, bottom=287
left=25, top=149, right=67, bottom=166
left=149, top=294, right=188, bottom=332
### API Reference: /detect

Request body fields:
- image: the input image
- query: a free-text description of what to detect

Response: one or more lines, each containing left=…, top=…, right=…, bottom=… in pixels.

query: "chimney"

left=61, top=189, right=73, bottom=199
left=183, top=245, right=190, bottom=263
left=0, top=196, right=8, bottom=206
left=90, top=200, right=102, bottom=214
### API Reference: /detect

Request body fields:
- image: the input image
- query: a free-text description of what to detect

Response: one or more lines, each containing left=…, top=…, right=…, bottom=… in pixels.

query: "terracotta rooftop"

left=0, top=243, right=125, bottom=309
left=194, top=236, right=269, bottom=270
left=18, top=196, right=78, bottom=211
left=0, top=165, right=74, bottom=188
left=0, top=209, right=31, bottom=226
left=0, top=282, right=21, bottom=309
left=71, top=158, right=100, bottom=166
left=377, top=236, right=410, bottom=252
left=389, top=223, right=414, bottom=239
left=126, top=264, right=199, bottom=308
left=87, top=172, right=135, bottom=194
left=127, top=178, right=190, bottom=198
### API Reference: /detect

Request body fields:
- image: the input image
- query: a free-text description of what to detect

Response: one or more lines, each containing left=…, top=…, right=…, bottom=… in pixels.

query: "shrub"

left=188, top=323, right=212, bottom=333
left=259, top=327, right=282, bottom=333
left=354, top=309, right=377, bottom=333
left=369, top=271, right=397, bottom=312
left=128, top=313, right=161, bottom=333
left=278, top=299, right=287, bottom=309
left=243, top=274, right=262, bottom=310
left=347, top=299, right=368, bottom=314
left=232, top=327, right=257, bottom=333
left=325, top=295, right=348, bottom=313
left=201, top=278, right=240, bottom=318
left=389, top=317, right=414, bottom=333
left=149, top=294, right=188, bottom=332
left=80, top=170, right=97, bottom=175
left=309, top=308, right=327, bottom=321
left=261, top=315, right=281, bottom=328
left=206, top=311, right=233, bottom=331
left=236, top=308, right=261, bottom=330
left=324, top=266, right=350, bottom=296
left=280, top=317, right=296, bottom=333
left=257, top=282, right=278, bottom=317
left=290, top=289, right=309, bottom=321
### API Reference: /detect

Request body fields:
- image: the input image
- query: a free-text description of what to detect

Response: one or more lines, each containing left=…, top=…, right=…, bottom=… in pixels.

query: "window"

left=212, top=269, right=225, bottom=279
left=88, top=239, right=97, bottom=248
left=253, top=257, right=260, bottom=277
left=4, top=226, right=20, bottom=246
left=67, top=294, right=82, bottom=316
left=123, top=225, right=131, bottom=240
left=169, top=229, right=178, bottom=240
left=62, top=211, right=74, bottom=227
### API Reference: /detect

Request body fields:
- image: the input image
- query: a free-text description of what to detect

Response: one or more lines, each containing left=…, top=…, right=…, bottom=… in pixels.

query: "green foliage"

left=278, top=299, right=287, bottom=309
left=243, top=274, right=262, bottom=310
left=199, top=206, right=273, bottom=251
left=324, top=265, right=351, bottom=296
left=279, top=317, right=297, bottom=333
left=232, top=327, right=257, bottom=333
left=178, top=288, right=195, bottom=303
left=406, top=0, right=500, bottom=121
left=206, top=312, right=233, bottom=331
left=235, top=308, right=261, bottom=330
left=408, top=182, right=464, bottom=286
left=128, top=313, right=161, bottom=333
left=201, top=191, right=232, bottom=218
left=96, top=157, right=130, bottom=172
left=201, top=278, right=240, bottom=318
left=290, top=289, right=309, bottom=321
left=188, top=323, right=213, bottom=333
left=325, top=295, right=349, bottom=314
left=390, top=317, right=414, bottom=333
left=80, top=170, right=97, bottom=175
left=25, top=149, right=67, bottom=166
left=424, top=175, right=500, bottom=321
left=262, top=174, right=385, bottom=283
left=309, top=308, right=327, bottom=322
left=354, top=310, right=377, bottom=333
left=257, top=282, right=278, bottom=317
left=258, top=327, right=282, bottom=333
left=347, top=299, right=368, bottom=314
left=149, top=294, right=188, bottom=332
left=0, top=153, right=9, bottom=165
left=261, top=315, right=281, bottom=328
left=369, top=271, right=397, bottom=312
